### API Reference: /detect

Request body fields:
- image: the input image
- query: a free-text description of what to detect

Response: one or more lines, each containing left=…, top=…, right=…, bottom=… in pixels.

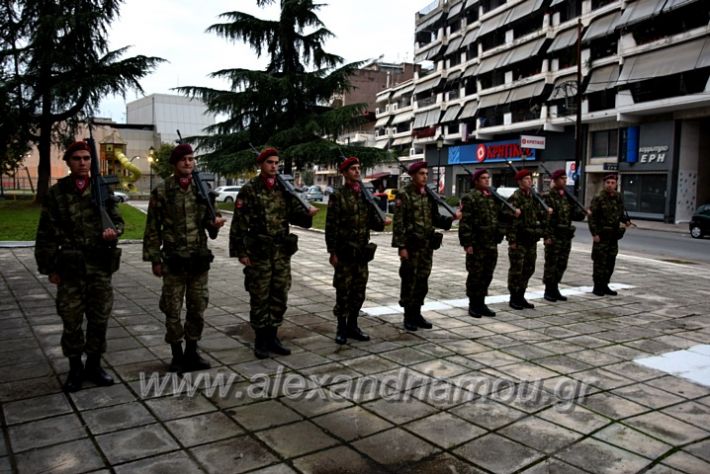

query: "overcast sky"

left=99, top=0, right=422, bottom=121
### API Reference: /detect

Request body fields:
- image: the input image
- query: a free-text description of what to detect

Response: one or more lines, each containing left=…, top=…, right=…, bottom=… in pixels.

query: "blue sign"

left=448, top=139, right=537, bottom=165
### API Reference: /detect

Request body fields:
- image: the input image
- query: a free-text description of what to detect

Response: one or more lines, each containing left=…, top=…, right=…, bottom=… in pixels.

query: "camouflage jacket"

left=142, top=176, right=219, bottom=263
left=392, top=183, right=453, bottom=249
left=35, top=175, right=124, bottom=275
left=544, top=187, right=574, bottom=239
left=588, top=189, right=627, bottom=237
left=506, top=188, right=546, bottom=246
left=229, top=175, right=313, bottom=259
left=325, top=184, right=385, bottom=254
left=459, top=188, right=500, bottom=249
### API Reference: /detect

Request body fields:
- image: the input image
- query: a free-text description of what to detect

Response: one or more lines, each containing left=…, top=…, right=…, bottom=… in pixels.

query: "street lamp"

left=436, top=135, right=444, bottom=194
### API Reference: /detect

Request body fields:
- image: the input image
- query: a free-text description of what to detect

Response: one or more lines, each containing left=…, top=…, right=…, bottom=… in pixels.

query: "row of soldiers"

left=35, top=142, right=629, bottom=392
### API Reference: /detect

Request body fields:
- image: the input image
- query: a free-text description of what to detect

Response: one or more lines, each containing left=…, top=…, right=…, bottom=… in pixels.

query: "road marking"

left=361, top=283, right=635, bottom=317
left=635, top=345, right=710, bottom=387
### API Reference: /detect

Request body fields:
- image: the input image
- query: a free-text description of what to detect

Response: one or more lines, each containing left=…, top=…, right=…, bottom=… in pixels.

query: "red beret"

left=63, top=141, right=91, bottom=161
left=257, top=147, right=279, bottom=163
left=170, top=143, right=194, bottom=164
left=339, top=156, right=359, bottom=173
left=471, top=168, right=489, bottom=182
left=551, top=169, right=566, bottom=180
left=515, top=169, right=531, bottom=181
left=603, top=173, right=618, bottom=182
left=408, top=161, right=428, bottom=175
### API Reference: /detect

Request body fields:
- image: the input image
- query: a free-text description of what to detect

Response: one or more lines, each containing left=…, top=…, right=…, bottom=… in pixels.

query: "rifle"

left=505, top=160, right=551, bottom=213
left=248, top=144, right=314, bottom=213
left=87, top=122, right=118, bottom=233
left=396, top=160, right=458, bottom=218
left=177, top=130, right=218, bottom=222
left=336, top=148, right=387, bottom=227
left=538, top=162, right=588, bottom=215
left=461, top=166, right=518, bottom=213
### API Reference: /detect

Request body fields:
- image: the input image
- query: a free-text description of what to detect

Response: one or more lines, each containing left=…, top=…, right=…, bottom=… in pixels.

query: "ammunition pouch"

left=55, top=249, right=86, bottom=278
left=245, top=232, right=298, bottom=258
left=555, top=224, right=576, bottom=240
left=430, top=232, right=443, bottom=250
left=337, top=242, right=377, bottom=263
left=519, top=227, right=543, bottom=245
left=107, top=247, right=122, bottom=274
left=616, top=226, right=626, bottom=240
left=282, top=233, right=299, bottom=256
left=601, top=226, right=625, bottom=241
left=164, top=248, right=213, bottom=274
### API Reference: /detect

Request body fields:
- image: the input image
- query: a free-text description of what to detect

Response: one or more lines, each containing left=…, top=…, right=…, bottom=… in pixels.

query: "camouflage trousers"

left=543, top=237, right=572, bottom=285
left=56, top=265, right=113, bottom=357
left=399, top=247, right=433, bottom=308
left=244, top=248, right=291, bottom=329
left=508, top=242, right=537, bottom=294
left=333, top=260, right=369, bottom=318
left=159, top=269, right=209, bottom=344
left=466, top=247, right=498, bottom=299
left=592, top=239, right=618, bottom=286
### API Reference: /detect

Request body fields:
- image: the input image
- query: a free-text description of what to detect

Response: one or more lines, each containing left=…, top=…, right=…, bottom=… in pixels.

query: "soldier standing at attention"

left=230, top=147, right=317, bottom=359
left=326, top=157, right=391, bottom=344
left=589, top=173, right=631, bottom=296
left=143, top=144, right=225, bottom=373
left=507, top=169, right=546, bottom=310
left=392, top=162, right=461, bottom=331
left=459, top=169, right=502, bottom=318
left=542, top=169, right=587, bottom=302
left=35, top=141, right=124, bottom=392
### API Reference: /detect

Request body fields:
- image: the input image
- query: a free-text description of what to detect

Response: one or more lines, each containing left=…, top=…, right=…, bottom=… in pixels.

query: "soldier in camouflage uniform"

left=35, top=141, right=124, bottom=392
left=143, top=144, right=225, bottom=373
left=326, top=157, right=390, bottom=344
left=392, top=161, right=460, bottom=331
left=589, top=173, right=631, bottom=296
left=459, top=169, right=503, bottom=318
left=542, top=169, right=588, bottom=302
left=507, top=169, right=547, bottom=310
left=230, top=147, right=317, bottom=359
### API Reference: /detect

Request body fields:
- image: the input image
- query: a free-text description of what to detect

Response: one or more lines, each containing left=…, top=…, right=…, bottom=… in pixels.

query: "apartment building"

left=375, top=0, right=709, bottom=222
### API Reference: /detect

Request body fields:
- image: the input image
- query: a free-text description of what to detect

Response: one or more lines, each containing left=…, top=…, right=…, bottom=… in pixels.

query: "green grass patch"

left=0, top=200, right=145, bottom=241
left=216, top=201, right=234, bottom=212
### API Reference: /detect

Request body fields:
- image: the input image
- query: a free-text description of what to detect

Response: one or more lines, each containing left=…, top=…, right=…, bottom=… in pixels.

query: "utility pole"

left=575, top=18, right=583, bottom=200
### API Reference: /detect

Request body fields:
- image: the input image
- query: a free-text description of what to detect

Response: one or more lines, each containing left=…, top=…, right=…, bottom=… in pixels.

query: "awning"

left=392, top=83, right=415, bottom=98
left=548, top=73, right=577, bottom=100
left=583, top=11, right=622, bottom=43
left=478, top=10, right=510, bottom=38
left=414, top=75, right=442, bottom=95
left=478, top=90, right=510, bottom=109
left=458, top=100, right=479, bottom=119
left=506, top=0, right=545, bottom=25
left=366, top=172, right=391, bottom=180
left=375, top=139, right=390, bottom=149
left=548, top=27, right=578, bottom=53
left=416, top=11, right=443, bottom=32
left=445, top=36, right=464, bottom=56
left=503, top=37, right=546, bottom=68
left=426, top=44, right=445, bottom=60
left=664, top=0, right=700, bottom=12
left=461, top=27, right=480, bottom=46
left=392, top=111, right=414, bottom=125
left=586, top=64, right=620, bottom=93
left=462, top=62, right=479, bottom=77
left=413, top=49, right=428, bottom=62
left=507, top=80, right=545, bottom=103
left=441, top=105, right=462, bottom=122
left=448, top=1, right=464, bottom=18
left=375, top=116, right=391, bottom=127
left=615, top=0, right=665, bottom=30
left=413, top=109, right=441, bottom=128
left=476, top=50, right=506, bottom=76
left=446, top=69, right=463, bottom=83
left=465, top=0, right=479, bottom=8
left=618, top=37, right=710, bottom=84
left=550, top=0, right=566, bottom=6
left=391, top=137, right=412, bottom=146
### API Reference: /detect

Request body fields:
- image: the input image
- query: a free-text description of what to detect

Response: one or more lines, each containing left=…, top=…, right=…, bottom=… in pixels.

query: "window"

left=591, top=0, right=614, bottom=10
left=591, top=129, right=618, bottom=158
left=622, top=174, right=667, bottom=216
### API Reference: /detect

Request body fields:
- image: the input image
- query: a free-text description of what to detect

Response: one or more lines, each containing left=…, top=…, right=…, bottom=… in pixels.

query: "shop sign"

left=520, top=135, right=546, bottom=149
left=448, top=139, right=536, bottom=164
left=603, top=163, right=619, bottom=171
left=639, top=145, right=668, bottom=164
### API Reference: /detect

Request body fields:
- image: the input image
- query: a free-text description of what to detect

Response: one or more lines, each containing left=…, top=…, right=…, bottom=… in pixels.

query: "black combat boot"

left=403, top=307, right=418, bottom=331
left=479, top=296, right=496, bottom=317
left=468, top=296, right=483, bottom=318
left=509, top=291, right=525, bottom=310
left=592, top=284, right=605, bottom=296
left=521, top=292, right=535, bottom=309
left=335, top=317, right=348, bottom=345
left=412, top=307, right=433, bottom=329
left=603, top=285, right=618, bottom=296
left=267, top=327, right=291, bottom=356
left=554, top=284, right=568, bottom=301
left=544, top=284, right=557, bottom=302
left=254, top=329, right=270, bottom=359
left=84, top=354, right=114, bottom=386
left=183, top=340, right=211, bottom=371
left=347, top=313, right=370, bottom=342
left=168, top=342, right=184, bottom=373
left=63, top=356, right=84, bottom=393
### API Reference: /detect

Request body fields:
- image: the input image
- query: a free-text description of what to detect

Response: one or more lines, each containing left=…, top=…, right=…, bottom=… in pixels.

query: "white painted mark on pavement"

left=635, top=345, right=710, bottom=387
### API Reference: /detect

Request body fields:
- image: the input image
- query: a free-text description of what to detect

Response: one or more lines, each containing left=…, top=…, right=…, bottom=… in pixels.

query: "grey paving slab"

left=113, top=451, right=202, bottom=473
left=536, top=404, right=610, bottom=434
left=255, top=420, right=339, bottom=458
left=189, top=436, right=277, bottom=473
left=398, top=453, right=485, bottom=474
left=292, top=445, right=388, bottom=474
left=520, top=458, right=590, bottom=474
left=165, top=411, right=244, bottom=447
left=2, top=392, right=73, bottom=425
left=144, top=393, right=217, bottom=421
left=352, top=427, right=440, bottom=467
left=623, top=411, right=710, bottom=446
left=498, top=416, right=583, bottom=454
left=658, top=451, right=710, bottom=474
left=13, top=438, right=105, bottom=474
left=557, top=438, right=652, bottom=473
left=312, top=406, right=392, bottom=442
left=454, top=433, right=544, bottom=473
left=8, top=413, right=86, bottom=453
left=82, top=402, right=156, bottom=435
left=228, top=399, right=303, bottom=431
left=95, top=423, right=180, bottom=465
left=363, top=396, right=439, bottom=424
left=449, top=398, right=527, bottom=430
left=404, top=411, right=486, bottom=449
left=592, top=423, right=672, bottom=460
left=69, top=383, right=137, bottom=411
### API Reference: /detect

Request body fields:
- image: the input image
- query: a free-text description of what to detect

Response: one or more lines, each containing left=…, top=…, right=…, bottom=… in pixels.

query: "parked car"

left=689, top=204, right=710, bottom=239
left=215, top=186, right=242, bottom=202
left=113, top=191, right=129, bottom=202
left=304, top=185, right=324, bottom=202
left=383, top=188, right=398, bottom=201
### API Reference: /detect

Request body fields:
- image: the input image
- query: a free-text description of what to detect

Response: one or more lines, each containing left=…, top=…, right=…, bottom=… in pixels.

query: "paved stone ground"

left=2, top=221, right=710, bottom=473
